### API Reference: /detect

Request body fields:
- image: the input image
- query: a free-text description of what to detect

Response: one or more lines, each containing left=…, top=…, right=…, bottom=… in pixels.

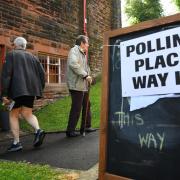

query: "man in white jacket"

left=66, top=35, right=96, bottom=137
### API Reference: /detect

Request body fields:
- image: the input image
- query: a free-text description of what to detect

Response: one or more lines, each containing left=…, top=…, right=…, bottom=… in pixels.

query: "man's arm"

left=37, top=60, right=45, bottom=90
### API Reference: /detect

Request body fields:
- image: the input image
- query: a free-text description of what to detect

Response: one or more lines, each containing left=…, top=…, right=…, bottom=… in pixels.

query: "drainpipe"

left=83, top=0, right=89, bottom=62
left=83, top=0, right=87, bottom=36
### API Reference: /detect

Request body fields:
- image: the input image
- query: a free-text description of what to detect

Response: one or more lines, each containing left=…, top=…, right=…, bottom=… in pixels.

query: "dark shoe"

left=7, top=142, right=23, bottom=152
left=80, top=127, right=96, bottom=135
left=33, top=129, right=45, bottom=147
left=85, top=127, right=96, bottom=133
left=80, top=129, right=84, bottom=135
left=66, top=131, right=79, bottom=137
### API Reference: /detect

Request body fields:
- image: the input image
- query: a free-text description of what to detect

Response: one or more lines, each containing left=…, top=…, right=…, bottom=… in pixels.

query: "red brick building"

left=0, top=0, right=121, bottom=106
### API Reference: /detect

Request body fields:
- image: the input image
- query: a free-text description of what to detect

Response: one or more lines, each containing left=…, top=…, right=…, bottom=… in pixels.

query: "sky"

left=121, top=0, right=179, bottom=27
left=161, top=0, right=178, bottom=15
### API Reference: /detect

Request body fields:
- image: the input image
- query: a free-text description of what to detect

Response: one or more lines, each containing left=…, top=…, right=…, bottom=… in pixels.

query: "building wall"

left=87, top=0, right=112, bottom=73
left=0, top=0, right=115, bottom=72
left=0, top=0, right=81, bottom=56
left=0, top=0, right=120, bottom=107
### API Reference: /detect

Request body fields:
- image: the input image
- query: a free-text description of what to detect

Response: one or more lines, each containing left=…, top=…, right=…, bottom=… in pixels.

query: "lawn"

left=21, top=81, right=101, bottom=132
left=0, top=161, right=67, bottom=180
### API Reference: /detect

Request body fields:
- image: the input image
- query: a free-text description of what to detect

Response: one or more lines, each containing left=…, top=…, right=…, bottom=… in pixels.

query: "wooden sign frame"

left=99, top=13, right=180, bottom=180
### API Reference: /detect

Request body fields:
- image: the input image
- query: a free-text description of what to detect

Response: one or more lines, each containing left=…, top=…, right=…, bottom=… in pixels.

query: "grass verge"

left=0, top=161, right=67, bottom=180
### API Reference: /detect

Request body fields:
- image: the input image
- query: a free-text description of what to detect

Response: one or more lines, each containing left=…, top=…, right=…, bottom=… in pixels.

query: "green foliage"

left=173, top=0, right=180, bottom=10
left=20, top=81, right=101, bottom=132
left=0, top=161, right=64, bottom=180
left=125, top=0, right=164, bottom=24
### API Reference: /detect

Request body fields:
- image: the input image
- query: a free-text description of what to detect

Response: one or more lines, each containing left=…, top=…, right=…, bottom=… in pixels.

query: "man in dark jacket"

left=1, top=37, right=45, bottom=152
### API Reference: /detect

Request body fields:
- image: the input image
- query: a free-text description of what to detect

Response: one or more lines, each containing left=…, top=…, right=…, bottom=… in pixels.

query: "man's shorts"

left=13, top=96, right=35, bottom=109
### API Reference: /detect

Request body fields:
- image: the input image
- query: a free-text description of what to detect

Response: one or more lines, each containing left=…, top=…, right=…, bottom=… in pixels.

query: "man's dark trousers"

left=66, top=90, right=91, bottom=133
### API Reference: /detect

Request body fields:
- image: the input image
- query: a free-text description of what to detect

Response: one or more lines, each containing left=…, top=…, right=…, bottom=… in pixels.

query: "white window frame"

left=38, top=54, right=67, bottom=84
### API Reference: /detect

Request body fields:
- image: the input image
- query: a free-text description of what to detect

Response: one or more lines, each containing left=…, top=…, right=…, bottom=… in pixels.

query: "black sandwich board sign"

left=99, top=13, right=180, bottom=180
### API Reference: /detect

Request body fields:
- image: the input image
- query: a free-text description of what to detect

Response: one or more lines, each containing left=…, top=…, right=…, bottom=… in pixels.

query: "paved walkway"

left=0, top=130, right=99, bottom=179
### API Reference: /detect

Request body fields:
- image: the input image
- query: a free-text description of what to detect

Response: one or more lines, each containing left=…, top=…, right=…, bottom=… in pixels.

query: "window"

left=38, top=54, right=67, bottom=84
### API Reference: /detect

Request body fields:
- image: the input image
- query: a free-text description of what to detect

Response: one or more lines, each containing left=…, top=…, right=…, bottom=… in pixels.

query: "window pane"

left=49, top=57, right=59, bottom=83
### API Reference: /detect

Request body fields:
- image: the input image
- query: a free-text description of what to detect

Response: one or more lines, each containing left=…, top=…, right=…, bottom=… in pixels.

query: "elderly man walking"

left=66, top=35, right=96, bottom=137
left=1, top=37, right=46, bottom=152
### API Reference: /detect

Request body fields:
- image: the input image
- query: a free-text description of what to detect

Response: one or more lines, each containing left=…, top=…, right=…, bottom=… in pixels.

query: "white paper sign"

left=120, top=27, right=180, bottom=97
left=130, top=94, right=180, bottom=111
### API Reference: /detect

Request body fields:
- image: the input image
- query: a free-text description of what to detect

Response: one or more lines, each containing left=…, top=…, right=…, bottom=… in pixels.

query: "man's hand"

left=86, top=75, right=92, bottom=84
left=2, top=97, right=10, bottom=105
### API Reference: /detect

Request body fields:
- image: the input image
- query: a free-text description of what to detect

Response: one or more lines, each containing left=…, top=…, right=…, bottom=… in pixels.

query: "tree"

left=125, top=0, right=163, bottom=24
left=173, top=0, right=180, bottom=10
